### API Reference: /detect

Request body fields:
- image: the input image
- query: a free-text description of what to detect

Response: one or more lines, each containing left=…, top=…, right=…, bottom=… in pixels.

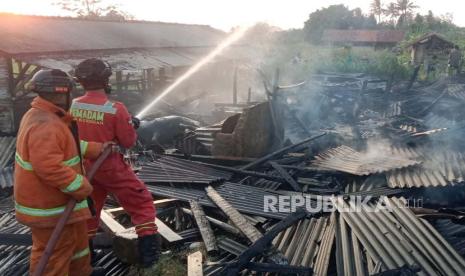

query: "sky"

left=0, top=0, right=463, bottom=31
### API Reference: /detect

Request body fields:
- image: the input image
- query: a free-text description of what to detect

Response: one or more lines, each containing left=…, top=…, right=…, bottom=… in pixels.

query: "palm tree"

left=370, top=0, right=383, bottom=23
left=383, top=3, right=399, bottom=24
left=395, top=0, right=418, bottom=19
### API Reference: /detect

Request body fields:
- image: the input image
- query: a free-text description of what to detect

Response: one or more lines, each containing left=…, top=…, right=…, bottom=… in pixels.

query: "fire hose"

left=32, top=146, right=112, bottom=276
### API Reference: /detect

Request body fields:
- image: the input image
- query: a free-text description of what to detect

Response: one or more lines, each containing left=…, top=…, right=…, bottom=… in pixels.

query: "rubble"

left=3, top=72, right=465, bottom=275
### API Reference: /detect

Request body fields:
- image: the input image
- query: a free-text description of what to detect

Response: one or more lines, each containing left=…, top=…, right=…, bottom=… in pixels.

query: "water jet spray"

left=136, top=26, right=250, bottom=119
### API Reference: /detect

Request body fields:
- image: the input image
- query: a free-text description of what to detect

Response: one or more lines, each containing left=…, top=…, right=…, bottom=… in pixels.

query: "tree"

left=383, top=3, right=399, bottom=25
left=370, top=0, right=383, bottom=23
left=54, top=0, right=133, bottom=20
left=304, top=5, right=378, bottom=44
left=395, top=0, right=418, bottom=26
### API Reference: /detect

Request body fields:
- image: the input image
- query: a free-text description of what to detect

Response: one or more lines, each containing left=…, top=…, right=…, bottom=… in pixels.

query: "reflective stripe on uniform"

left=15, top=200, right=88, bottom=217
left=63, top=155, right=81, bottom=167
left=62, top=174, right=83, bottom=193
left=15, top=152, right=33, bottom=171
left=80, top=140, right=88, bottom=155
left=71, top=247, right=90, bottom=260
left=71, top=101, right=116, bottom=114
left=16, top=153, right=81, bottom=170
left=135, top=221, right=157, bottom=229
left=135, top=221, right=157, bottom=233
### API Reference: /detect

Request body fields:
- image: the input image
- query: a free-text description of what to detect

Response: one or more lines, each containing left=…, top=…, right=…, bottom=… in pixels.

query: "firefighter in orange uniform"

left=71, top=58, right=160, bottom=267
left=14, top=69, right=106, bottom=276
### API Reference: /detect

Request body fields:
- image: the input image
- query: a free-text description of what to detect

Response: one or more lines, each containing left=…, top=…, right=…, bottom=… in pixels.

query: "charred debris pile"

left=3, top=73, right=465, bottom=275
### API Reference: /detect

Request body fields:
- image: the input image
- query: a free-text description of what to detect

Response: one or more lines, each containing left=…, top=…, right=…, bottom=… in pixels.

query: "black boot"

left=138, top=233, right=161, bottom=268
left=90, top=267, right=106, bottom=276
left=89, top=239, right=98, bottom=265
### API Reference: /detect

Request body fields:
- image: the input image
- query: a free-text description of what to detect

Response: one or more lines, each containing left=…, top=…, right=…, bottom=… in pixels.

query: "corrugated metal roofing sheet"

left=0, top=136, right=15, bottom=169
left=146, top=182, right=289, bottom=219
left=272, top=213, right=335, bottom=275
left=334, top=196, right=465, bottom=275
left=0, top=167, right=13, bottom=189
left=0, top=209, right=129, bottom=276
left=386, top=147, right=465, bottom=188
left=311, top=145, right=420, bottom=176
left=21, top=48, right=202, bottom=72
left=0, top=14, right=224, bottom=54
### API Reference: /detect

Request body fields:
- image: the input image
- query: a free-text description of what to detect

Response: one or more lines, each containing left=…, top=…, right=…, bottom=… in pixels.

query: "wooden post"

left=115, top=71, right=122, bottom=93
left=233, top=67, right=238, bottom=104
left=187, top=251, right=203, bottom=276
left=6, top=56, right=16, bottom=132
left=146, top=68, right=154, bottom=94
left=6, top=57, right=15, bottom=98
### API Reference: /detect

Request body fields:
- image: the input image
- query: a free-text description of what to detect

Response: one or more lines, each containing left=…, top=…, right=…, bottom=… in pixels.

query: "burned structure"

left=2, top=13, right=465, bottom=276
left=322, top=29, right=405, bottom=50
left=0, top=13, right=256, bottom=133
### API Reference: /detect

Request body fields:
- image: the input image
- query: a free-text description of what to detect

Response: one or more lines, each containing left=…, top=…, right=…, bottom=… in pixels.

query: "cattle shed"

left=0, top=13, right=252, bottom=133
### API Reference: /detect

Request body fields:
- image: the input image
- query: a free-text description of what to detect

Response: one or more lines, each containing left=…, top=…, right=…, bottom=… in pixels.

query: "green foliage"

left=258, top=42, right=411, bottom=84
left=303, top=5, right=377, bottom=44
left=53, top=0, right=133, bottom=20
left=315, top=48, right=411, bottom=79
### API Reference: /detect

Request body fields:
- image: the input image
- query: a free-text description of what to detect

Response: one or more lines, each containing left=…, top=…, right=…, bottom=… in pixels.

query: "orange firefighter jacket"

left=14, top=96, right=102, bottom=228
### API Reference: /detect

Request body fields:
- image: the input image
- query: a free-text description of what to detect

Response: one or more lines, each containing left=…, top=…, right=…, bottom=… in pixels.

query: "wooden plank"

left=125, top=218, right=182, bottom=243
left=156, top=217, right=183, bottom=242
left=188, top=251, right=203, bottom=276
left=106, top=199, right=178, bottom=216
left=206, top=186, right=262, bottom=243
left=6, top=57, right=15, bottom=97
left=100, top=210, right=134, bottom=238
left=189, top=200, right=218, bottom=253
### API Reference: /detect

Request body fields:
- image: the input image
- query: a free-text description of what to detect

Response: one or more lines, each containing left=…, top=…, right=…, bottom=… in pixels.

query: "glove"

left=131, top=116, right=140, bottom=130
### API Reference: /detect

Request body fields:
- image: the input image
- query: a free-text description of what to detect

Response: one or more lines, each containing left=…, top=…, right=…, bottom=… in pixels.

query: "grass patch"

left=127, top=254, right=186, bottom=276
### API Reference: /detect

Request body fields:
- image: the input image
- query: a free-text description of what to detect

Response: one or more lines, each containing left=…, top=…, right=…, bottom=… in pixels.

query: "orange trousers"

left=30, top=220, right=92, bottom=276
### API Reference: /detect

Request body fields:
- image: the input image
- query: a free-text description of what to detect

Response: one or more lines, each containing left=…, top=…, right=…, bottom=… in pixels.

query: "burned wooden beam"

left=269, top=161, right=301, bottom=192
left=241, top=132, right=326, bottom=170
left=244, top=262, right=312, bottom=275
left=189, top=200, right=218, bottom=254
left=205, top=186, right=262, bottom=242
left=181, top=207, right=242, bottom=235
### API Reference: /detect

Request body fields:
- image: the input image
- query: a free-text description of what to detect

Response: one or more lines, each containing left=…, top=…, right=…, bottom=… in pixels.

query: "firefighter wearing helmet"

left=71, top=59, right=160, bottom=268
left=15, top=69, right=107, bottom=275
